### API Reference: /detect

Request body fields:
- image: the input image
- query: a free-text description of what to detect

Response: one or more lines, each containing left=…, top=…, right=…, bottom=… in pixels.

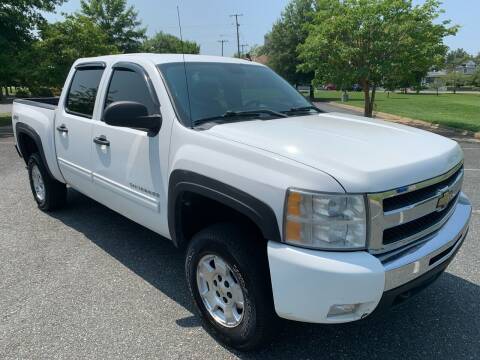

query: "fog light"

left=327, top=304, right=359, bottom=317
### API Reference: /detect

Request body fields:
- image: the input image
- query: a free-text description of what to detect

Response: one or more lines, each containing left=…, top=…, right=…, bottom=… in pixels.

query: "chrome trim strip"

left=369, top=161, right=463, bottom=202
left=383, top=193, right=471, bottom=291
left=385, top=195, right=458, bottom=245
left=368, top=161, right=464, bottom=254
left=382, top=170, right=463, bottom=229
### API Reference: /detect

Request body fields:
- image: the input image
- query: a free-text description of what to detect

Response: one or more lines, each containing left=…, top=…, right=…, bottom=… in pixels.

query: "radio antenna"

left=176, top=5, right=193, bottom=125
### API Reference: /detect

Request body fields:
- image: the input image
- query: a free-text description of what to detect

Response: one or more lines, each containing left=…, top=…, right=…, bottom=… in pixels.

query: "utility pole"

left=218, top=39, right=228, bottom=56
left=230, top=13, right=243, bottom=57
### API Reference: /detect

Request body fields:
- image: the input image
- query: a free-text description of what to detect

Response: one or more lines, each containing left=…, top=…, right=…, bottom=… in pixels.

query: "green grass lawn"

left=315, top=90, right=480, bottom=132
left=0, top=113, right=12, bottom=127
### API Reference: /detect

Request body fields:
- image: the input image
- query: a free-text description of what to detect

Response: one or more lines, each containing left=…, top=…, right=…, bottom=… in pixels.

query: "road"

left=0, top=103, right=12, bottom=114
left=0, top=133, right=479, bottom=359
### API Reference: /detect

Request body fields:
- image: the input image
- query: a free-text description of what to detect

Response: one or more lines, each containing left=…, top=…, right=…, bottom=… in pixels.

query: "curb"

left=326, top=101, right=479, bottom=142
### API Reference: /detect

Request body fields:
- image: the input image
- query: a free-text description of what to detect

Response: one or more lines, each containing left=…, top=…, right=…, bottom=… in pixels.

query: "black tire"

left=27, top=153, right=67, bottom=211
left=185, top=223, right=276, bottom=351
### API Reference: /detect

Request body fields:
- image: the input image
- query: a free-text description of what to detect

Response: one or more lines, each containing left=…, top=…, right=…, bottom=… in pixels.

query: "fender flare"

left=168, top=170, right=281, bottom=247
left=15, top=122, right=54, bottom=178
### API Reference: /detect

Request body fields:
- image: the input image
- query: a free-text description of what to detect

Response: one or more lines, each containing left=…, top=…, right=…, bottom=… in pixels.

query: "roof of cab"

left=75, top=53, right=263, bottom=67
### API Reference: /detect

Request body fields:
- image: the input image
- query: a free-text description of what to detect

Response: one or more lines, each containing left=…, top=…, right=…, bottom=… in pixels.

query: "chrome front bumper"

left=382, top=192, right=471, bottom=291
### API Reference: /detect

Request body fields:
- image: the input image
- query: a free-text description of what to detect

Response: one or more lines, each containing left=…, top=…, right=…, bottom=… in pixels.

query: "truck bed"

left=13, top=97, right=59, bottom=110
left=12, top=96, right=65, bottom=183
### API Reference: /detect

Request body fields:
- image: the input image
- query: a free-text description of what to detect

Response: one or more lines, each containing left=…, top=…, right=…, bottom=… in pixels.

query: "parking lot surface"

left=0, top=103, right=12, bottom=114
left=0, top=132, right=479, bottom=359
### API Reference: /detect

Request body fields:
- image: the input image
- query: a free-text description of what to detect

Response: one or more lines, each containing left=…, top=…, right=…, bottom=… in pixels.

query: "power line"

left=218, top=39, right=229, bottom=56
left=229, top=13, right=243, bottom=57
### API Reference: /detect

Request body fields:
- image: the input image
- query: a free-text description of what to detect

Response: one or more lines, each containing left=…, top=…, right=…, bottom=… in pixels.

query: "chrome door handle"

left=93, top=135, right=110, bottom=146
left=56, top=124, right=68, bottom=133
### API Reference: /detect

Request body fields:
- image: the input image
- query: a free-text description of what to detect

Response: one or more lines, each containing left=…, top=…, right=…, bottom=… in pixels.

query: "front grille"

left=383, top=193, right=458, bottom=245
left=367, top=162, right=464, bottom=254
left=383, top=166, right=463, bottom=212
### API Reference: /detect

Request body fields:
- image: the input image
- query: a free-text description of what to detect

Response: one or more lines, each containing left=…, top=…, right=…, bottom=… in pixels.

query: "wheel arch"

left=168, top=170, right=281, bottom=248
left=15, top=122, right=55, bottom=179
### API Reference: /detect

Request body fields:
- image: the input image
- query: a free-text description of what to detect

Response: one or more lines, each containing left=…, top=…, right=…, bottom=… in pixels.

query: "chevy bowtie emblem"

left=436, top=188, right=453, bottom=212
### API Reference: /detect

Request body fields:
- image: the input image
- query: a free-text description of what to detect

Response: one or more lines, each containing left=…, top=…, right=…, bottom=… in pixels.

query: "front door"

left=55, top=64, right=105, bottom=196
left=90, top=63, right=165, bottom=234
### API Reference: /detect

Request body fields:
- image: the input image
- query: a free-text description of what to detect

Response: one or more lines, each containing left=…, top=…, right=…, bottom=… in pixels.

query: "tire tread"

left=28, top=153, right=67, bottom=211
left=185, top=222, right=276, bottom=350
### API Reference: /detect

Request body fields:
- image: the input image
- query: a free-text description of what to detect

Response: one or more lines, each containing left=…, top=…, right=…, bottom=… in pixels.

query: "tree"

left=445, top=70, right=470, bottom=93
left=264, top=0, right=316, bottom=99
left=299, top=0, right=457, bottom=117
left=429, top=76, right=446, bottom=95
left=474, top=52, right=480, bottom=65
left=0, top=0, right=65, bottom=97
left=80, top=0, right=146, bottom=53
left=444, top=48, right=473, bottom=94
left=248, top=44, right=266, bottom=58
left=31, top=15, right=117, bottom=88
left=472, top=68, right=480, bottom=88
left=141, top=32, right=200, bottom=54
left=446, top=48, right=472, bottom=66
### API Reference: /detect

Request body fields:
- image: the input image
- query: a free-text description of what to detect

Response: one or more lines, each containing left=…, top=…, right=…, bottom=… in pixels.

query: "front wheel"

left=27, top=153, right=67, bottom=211
left=185, top=223, right=276, bottom=350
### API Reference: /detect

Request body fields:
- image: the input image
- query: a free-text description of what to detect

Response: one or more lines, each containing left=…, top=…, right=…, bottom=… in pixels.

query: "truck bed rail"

left=13, top=97, right=59, bottom=110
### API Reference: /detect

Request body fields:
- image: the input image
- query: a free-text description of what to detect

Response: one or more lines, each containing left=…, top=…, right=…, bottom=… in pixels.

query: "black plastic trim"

left=110, top=61, right=160, bottom=108
left=75, top=61, right=106, bottom=69
left=15, top=122, right=55, bottom=178
left=168, top=170, right=281, bottom=247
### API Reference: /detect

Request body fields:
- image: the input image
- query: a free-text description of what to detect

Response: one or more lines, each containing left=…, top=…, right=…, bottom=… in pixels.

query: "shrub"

left=15, top=88, right=31, bottom=98
left=30, top=86, right=54, bottom=97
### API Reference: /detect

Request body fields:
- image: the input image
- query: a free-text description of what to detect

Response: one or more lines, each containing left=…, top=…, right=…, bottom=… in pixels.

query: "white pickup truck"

left=12, top=54, right=471, bottom=350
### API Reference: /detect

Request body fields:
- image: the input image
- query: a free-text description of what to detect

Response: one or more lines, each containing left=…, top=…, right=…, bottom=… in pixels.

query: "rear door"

left=90, top=62, right=166, bottom=233
left=55, top=63, right=105, bottom=196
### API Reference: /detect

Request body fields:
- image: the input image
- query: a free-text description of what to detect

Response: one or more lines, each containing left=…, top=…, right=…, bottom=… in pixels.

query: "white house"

left=424, top=69, right=447, bottom=84
left=455, top=60, right=477, bottom=75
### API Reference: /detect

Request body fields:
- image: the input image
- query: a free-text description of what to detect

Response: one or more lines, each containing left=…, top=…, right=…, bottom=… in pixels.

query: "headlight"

left=284, top=189, right=367, bottom=250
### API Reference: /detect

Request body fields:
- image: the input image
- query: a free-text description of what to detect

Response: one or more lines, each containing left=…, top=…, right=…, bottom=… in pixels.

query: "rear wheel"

left=185, top=223, right=276, bottom=350
left=27, top=153, right=67, bottom=211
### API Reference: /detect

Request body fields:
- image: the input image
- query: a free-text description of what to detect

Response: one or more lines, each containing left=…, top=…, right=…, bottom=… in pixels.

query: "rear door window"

left=66, top=67, right=104, bottom=118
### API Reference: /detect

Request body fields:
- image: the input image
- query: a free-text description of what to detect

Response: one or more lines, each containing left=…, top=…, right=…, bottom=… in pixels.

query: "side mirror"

left=103, top=101, right=162, bottom=136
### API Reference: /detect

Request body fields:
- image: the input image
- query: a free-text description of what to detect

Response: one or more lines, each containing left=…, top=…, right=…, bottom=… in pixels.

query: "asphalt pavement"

left=0, top=127, right=479, bottom=359
left=0, top=103, right=12, bottom=114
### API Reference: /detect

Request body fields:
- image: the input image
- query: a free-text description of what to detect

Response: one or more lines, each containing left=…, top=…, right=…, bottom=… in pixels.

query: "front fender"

left=168, top=170, right=281, bottom=247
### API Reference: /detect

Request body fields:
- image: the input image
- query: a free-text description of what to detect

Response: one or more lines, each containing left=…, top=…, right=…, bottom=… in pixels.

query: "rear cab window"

left=65, top=66, right=105, bottom=118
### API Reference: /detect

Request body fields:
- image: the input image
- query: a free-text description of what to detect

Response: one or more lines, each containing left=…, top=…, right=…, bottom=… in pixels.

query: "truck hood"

left=206, top=112, right=463, bottom=193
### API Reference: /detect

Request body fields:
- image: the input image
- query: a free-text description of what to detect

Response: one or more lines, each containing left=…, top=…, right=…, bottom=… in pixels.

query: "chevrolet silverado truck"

left=12, top=54, right=472, bottom=350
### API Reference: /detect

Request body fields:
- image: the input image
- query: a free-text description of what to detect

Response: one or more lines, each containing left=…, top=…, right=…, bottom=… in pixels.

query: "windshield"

left=157, top=62, right=313, bottom=127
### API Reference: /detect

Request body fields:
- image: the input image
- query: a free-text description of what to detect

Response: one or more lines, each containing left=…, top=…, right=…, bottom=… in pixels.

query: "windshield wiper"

left=193, top=109, right=287, bottom=126
left=282, top=105, right=322, bottom=114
